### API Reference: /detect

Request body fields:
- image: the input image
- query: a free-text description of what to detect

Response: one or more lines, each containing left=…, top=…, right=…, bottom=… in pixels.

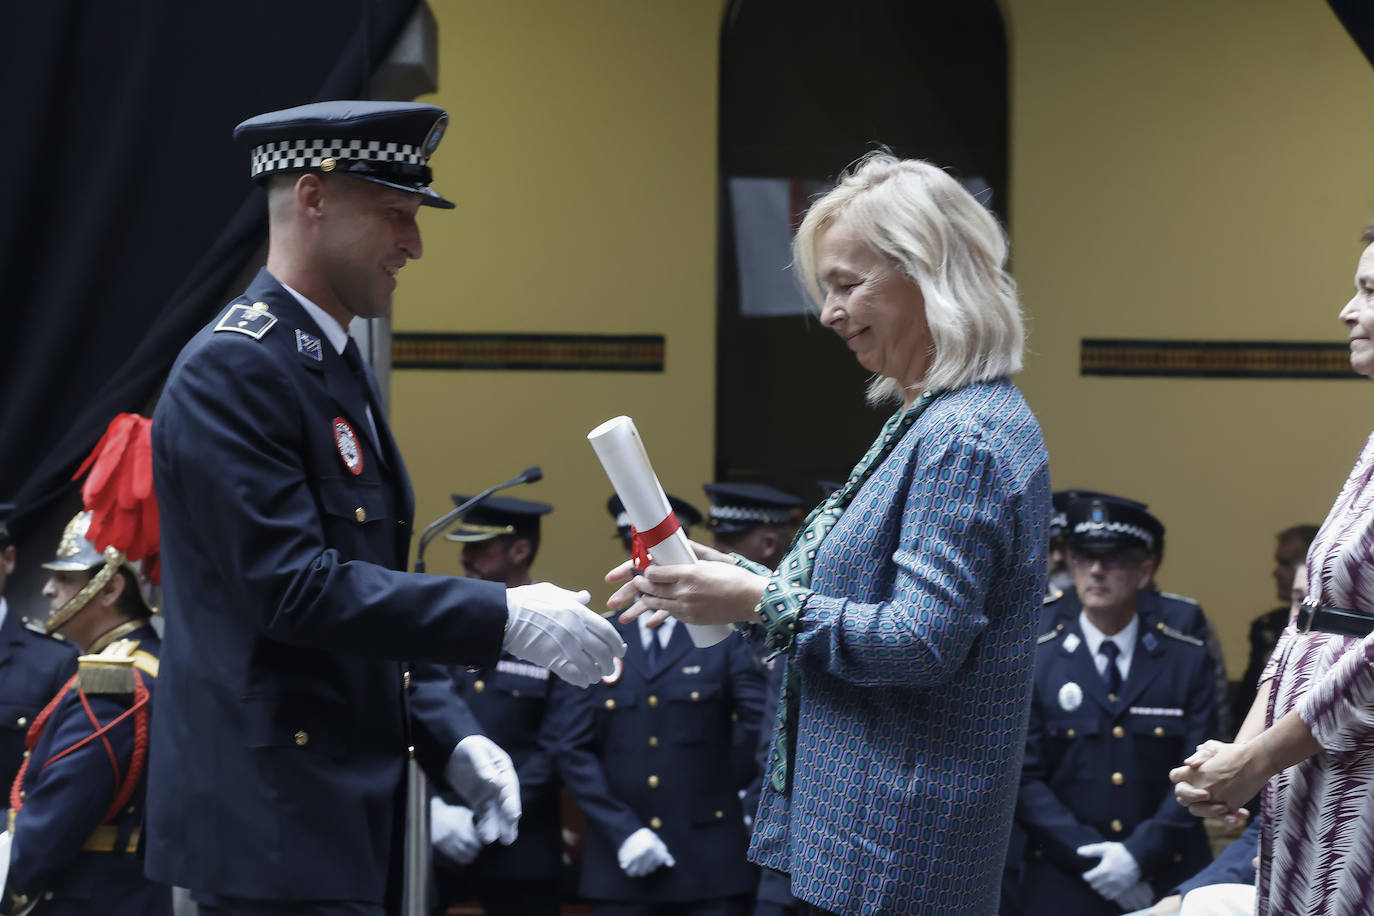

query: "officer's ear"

left=1133, top=554, right=1158, bottom=590
left=508, top=537, right=532, bottom=567
left=295, top=173, right=329, bottom=218
left=96, top=567, right=128, bottom=609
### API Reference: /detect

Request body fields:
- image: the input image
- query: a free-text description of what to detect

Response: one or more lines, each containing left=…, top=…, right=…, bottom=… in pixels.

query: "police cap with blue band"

left=1050, top=489, right=1147, bottom=541
left=234, top=100, right=455, bottom=209
left=1064, top=494, right=1163, bottom=554
left=703, top=482, right=801, bottom=534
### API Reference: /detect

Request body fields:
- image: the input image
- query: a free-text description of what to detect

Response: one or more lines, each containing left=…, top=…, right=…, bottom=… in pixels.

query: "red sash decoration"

left=629, top=511, right=682, bottom=572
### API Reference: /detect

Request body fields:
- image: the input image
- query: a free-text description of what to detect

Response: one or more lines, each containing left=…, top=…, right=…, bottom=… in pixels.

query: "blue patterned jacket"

left=748, top=379, right=1050, bottom=916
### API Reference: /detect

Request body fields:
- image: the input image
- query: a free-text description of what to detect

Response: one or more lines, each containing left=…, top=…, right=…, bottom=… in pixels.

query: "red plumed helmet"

left=73, top=413, right=160, bottom=584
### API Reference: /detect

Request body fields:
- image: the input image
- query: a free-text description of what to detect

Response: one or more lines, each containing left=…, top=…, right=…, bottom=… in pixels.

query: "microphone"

left=415, top=466, right=542, bottom=573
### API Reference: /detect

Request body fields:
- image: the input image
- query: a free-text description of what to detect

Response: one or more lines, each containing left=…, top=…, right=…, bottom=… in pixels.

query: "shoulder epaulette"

left=76, top=639, right=140, bottom=694
left=1159, top=591, right=1200, bottom=606
left=1036, top=626, right=1063, bottom=645
left=214, top=300, right=278, bottom=340
left=1042, top=588, right=1065, bottom=606
left=132, top=650, right=159, bottom=679
left=1157, top=623, right=1204, bottom=647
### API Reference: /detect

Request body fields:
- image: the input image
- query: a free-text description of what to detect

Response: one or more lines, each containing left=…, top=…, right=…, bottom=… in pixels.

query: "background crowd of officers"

left=0, top=479, right=1311, bottom=915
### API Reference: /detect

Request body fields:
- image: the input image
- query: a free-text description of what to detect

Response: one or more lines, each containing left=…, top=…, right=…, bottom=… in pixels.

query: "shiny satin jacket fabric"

left=1015, top=607, right=1216, bottom=915
left=559, top=621, right=766, bottom=905
left=146, top=269, right=509, bottom=903
left=5, top=624, right=169, bottom=915
left=0, top=608, right=76, bottom=795
left=749, top=379, right=1051, bottom=916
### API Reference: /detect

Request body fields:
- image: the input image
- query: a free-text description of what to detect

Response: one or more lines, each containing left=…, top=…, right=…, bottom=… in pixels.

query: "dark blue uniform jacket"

left=0, top=607, right=76, bottom=795
left=146, top=270, right=509, bottom=904
left=3, top=623, right=169, bottom=915
left=1015, top=607, right=1216, bottom=916
left=559, top=621, right=764, bottom=904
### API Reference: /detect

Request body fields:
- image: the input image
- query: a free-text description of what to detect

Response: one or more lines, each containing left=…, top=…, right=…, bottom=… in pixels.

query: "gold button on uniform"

left=648, top=736, right=659, bottom=748
left=714, top=810, right=724, bottom=820
left=604, top=698, right=615, bottom=710
left=355, top=507, right=367, bottom=523
left=690, top=691, right=700, bottom=702
left=1110, top=819, right=1124, bottom=833
left=402, top=670, right=411, bottom=689
left=648, top=695, right=659, bottom=708
left=647, top=775, right=660, bottom=789
left=512, top=689, right=521, bottom=698
left=1066, top=728, right=1077, bottom=739
left=294, top=730, right=309, bottom=746
left=252, top=301, right=269, bottom=311
left=1173, top=852, right=1183, bottom=863
left=16, top=717, right=27, bottom=727
left=650, top=817, right=662, bottom=829
left=474, top=680, right=486, bottom=693
left=1111, top=772, right=1124, bottom=786
left=1112, top=725, right=1125, bottom=739
left=1154, top=726, right=1165, bottom=737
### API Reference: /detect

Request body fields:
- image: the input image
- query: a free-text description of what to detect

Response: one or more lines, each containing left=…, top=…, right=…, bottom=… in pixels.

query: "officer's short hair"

left=792, top=152, right=1024, bottom=405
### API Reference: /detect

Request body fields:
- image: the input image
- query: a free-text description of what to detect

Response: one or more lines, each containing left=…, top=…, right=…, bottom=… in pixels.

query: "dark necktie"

left=1099, top=640, right=1122, bottom=697
left=341, top=338, right=381, bottom=414
left=646, top=631, right=662, bottom=669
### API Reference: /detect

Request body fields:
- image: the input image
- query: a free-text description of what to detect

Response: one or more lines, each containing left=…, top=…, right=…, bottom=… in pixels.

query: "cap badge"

left=1090, top=506, right=1105, bottom=525
left=1058, top=681, right=1083, bottom=712
left=296, top=329, right=323, bottom=362
left=334, top=417, right=364, bottom=476
left=600, top=655, right=623, bottom=686
left=422, top=114, right=447, bottom=157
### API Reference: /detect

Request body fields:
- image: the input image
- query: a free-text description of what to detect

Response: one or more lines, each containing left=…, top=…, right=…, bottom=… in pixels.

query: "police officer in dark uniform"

left=431, top=495, right=566, bottom=916
left=146, top=101, right=623, bottom=915
left=554, top=498, right=764, bottom=916
left=0, top=504, right=77, bottom=798
left=3, top=497, right=169, bottom=914
left=1015, top=497, right=1216, bottom=916
left=697, top=483, right=802, bottom=916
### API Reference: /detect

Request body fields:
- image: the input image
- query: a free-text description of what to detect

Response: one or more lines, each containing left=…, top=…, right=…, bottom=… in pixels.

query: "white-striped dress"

left=1259, top=430, right=1374, bottom=915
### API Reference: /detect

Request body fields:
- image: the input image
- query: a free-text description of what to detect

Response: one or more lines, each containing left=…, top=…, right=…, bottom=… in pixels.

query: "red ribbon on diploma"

left=629, top=512, right=682, bottom=572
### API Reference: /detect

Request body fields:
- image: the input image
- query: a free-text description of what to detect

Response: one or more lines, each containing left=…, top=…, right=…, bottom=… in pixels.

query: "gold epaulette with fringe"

left=77, top=639, right=140, bottom=694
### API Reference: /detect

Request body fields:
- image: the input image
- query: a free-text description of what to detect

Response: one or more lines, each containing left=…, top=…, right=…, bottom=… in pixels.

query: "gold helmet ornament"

left=40, top=414, right=159, bottom=633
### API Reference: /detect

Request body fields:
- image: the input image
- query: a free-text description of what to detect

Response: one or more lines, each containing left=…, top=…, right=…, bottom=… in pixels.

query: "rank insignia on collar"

left=334, top=417, right=364, bottom=476
left=214, top=303, right=278, bottom=340
left=1062, top=633, right=1081, bottom=654
left=296, top=329, right=323, bottom=361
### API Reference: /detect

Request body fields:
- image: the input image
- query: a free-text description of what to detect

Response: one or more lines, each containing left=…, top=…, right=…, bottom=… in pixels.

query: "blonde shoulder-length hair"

left=792, top=153, right=1024, bottom=404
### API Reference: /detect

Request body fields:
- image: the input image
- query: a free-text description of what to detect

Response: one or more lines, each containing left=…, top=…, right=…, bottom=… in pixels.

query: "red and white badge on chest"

left=334, top=417, right=364, bottom=475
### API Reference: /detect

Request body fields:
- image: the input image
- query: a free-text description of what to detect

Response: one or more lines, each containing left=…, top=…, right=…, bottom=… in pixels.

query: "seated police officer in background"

left=3, top=415, right=169, bottom=914
left=552, top=498, right=765, bottom=916
left=147, top=101, right=624, bottom=915
left=430, top=494, right=568, bottom=916
left=0, top=504, right=77, bottom=800
left=1040, top=492, right=1230, bottom=736
left=698, top=482, right=802, bottom=916
left=1014, top=497, right=1216, bottom=916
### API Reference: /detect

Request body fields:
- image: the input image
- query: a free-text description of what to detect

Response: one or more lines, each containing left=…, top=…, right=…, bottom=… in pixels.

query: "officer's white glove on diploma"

left=1111, top=879, right=1155, bottom=912
left=618, top=827, right=676, bottom=878
left=504, top=583, right=626, bottom=687
left=445, top=734, right=521, bottom=845
left=430, top=798, right=482, bottom=865
left=1078, top=841, right=1142, bottom=900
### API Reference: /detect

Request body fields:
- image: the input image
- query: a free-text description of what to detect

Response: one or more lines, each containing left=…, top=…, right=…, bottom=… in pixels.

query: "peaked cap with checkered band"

left=234, top=100, right=454, bottom=208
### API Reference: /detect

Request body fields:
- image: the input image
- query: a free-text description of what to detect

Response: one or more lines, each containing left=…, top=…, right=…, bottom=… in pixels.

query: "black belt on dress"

left=1295, top=597, right=1374, bottom=638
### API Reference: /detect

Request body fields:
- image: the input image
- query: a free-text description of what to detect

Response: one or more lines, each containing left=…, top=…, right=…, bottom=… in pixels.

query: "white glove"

left=1078, top=841, right=1142, bottom=900
left=430, top=797, right=482, bottom=865
left=444, top=735, right=520, bottom=845
left=1112, top=879, right=1156, bottom=912
left=617, top=827, right=676, bottom=878
left=504, top=583, right=627, bottom=687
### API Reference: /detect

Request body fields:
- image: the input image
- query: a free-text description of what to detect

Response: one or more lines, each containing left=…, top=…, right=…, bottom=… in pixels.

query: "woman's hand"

left=1169, top=740, right=1262, bottom=820
left=605, top=551, right=767, bottom=627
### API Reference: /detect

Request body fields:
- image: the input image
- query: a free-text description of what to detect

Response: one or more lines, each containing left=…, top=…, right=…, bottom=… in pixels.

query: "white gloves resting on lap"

left=504, top=583, right=626, bottom=687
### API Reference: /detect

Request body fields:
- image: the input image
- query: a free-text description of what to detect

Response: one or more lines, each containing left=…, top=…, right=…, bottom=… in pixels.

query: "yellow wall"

left=391, top=1, right=725, bottom=602
left=1006, top=0, right=1374, bottom=674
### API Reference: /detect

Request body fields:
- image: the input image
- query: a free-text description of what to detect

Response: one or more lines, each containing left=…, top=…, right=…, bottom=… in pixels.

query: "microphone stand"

left=402, top=466, right=541, bottom=916
left=415, top=467, right=541, bottom=574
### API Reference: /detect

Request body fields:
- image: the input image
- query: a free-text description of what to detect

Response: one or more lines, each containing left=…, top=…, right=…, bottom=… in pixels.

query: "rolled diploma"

left=588, top=416, right=733, bottom=647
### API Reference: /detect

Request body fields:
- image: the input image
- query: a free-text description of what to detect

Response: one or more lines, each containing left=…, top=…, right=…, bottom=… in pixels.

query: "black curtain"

left=0, top=0, right=419, bottom=542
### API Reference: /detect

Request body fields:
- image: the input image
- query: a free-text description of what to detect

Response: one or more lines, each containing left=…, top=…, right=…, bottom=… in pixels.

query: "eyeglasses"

left=1067, top=550, right=1145, bottom=571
